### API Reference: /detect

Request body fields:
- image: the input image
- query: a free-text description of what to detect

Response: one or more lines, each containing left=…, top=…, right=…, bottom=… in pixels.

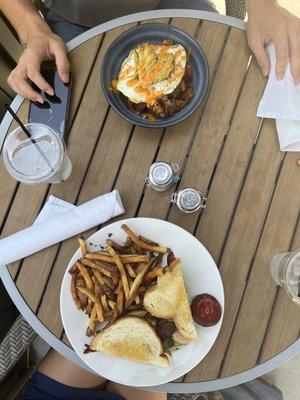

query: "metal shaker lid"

left=175, top=188, right=206, bottom=213
left=148, top=162, right=174, bottom=186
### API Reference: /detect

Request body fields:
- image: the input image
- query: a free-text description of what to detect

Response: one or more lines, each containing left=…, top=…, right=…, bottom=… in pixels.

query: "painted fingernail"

left=62, top=72, right=70, bottom=83
left=36, top=97, right=44, bottom=104
left=46, top=88, right=54, bottom=95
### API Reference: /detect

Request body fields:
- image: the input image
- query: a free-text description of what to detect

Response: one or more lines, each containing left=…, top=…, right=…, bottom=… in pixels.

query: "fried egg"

left=116, top=43, right=187, bottom=105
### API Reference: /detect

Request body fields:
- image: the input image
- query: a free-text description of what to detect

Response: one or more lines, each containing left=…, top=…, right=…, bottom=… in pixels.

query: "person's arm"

left=0, top=0, right=70, bottom=102
left=246, top=0, right=300, bottom=83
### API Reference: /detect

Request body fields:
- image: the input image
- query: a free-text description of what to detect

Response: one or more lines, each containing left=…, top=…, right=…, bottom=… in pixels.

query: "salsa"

left=191, top=293, right=222, bottom=327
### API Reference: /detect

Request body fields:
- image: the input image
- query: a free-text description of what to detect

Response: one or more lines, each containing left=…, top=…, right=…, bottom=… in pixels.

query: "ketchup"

left=191, top=294, right=222, bottom=327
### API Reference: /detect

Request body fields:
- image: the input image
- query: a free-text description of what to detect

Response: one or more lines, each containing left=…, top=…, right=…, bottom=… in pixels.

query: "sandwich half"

left=90, top=316, right=169, bottom=367
left=143, top=259, right=197, bottom=342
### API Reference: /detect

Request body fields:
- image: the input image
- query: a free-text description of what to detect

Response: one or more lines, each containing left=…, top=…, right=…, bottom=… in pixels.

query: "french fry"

left=92, top=276, right=101, bottom=297
left=71, top=274, right=81, bottom=309
left=135, top=294, right=140, bottom=305
left=100, top=285, right=117, bottom=301
left=104, top=311, right=113, bottom=319
left=106, top=239, right=131, bottom=254
left=116, top=281, right=124, bottom=315
left=92, top=270, right=104, bottom=285
left=95, top=300, right=104, bottom=323
left=136, top=263, right=146, bottom=274
left=167, top=251, right=176, bottom=266
left=78, top=285, right=104, bottom=323
left=125, top=263, right=136, bottom=278
left=108, top=299, right=116, bottom=310
left=79, top=236, right=87, bottom=256
left=107, top=245, right=129, bottom=300
left=68, top=263, right=78, bottom=274
left=86, top=305, right=97, bottom=336
left=138, top=235, right=159, bottom=247
left=85, top=252, right=149, bottom=264
left=126, top=263, right=149, bottom=307
left=101, top=296, right=109, bottom=313
left=101, top=275, right=115, bottom=290
left=77, top=286, right=98, bottom=303
left=85, top=299, right=92, bottom=317
left=149, top=255, right=162, bottom=270
left=76, top=261, right=93, bottom=290
left=76, top=277, right=87, bottom=309
left=121, top=224, right=169, bottom=254
left=92, top=271, right=109, bottom=312
left=94, top=260, right=119, bottom=285
left=80, top=258, right=114, bottom=279
left=144, top=267, right=164, bottom=283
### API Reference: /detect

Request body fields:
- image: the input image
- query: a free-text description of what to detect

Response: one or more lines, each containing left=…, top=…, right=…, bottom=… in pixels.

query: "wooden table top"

left=1, top=14, right=299, bottom=387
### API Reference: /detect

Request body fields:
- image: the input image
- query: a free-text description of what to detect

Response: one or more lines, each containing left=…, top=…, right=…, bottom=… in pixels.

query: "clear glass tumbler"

left=3, top=123, right=72, bottom=184
left=270, top=250, right=300, bottom=305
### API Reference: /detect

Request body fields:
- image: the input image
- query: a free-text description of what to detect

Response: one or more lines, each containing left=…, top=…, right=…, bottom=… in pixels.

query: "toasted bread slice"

left=143, top=259, right=197, bottom=342
left=90, top=316, right=169, bottom=367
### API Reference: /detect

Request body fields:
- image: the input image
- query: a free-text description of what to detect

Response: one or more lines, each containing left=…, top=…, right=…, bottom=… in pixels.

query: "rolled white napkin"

left=257, top=43, right=300, bottom=152
left=0, top=190, right=124, bottom=266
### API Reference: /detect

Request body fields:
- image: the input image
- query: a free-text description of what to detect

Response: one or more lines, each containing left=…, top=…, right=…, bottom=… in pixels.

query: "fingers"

left=248, top=37, right=270, bottom=77
left=27, top=63, right=54, bottom=96
left=51, top=39, right=70, bottom=83
left=7, top=66, right=44, bottom=103
left=274, top=37, right=289, bottom=80
left=288, top=27, right=300, bottom=84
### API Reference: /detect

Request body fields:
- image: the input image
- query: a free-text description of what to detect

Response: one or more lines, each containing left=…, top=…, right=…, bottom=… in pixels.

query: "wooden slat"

left=220, top=152, right=300, bottom=376
left=194, top=61, right=265, bottom=262
left=168, top=27, right=250, bottom=233
left=185, top=119, right=283, bottom=382
left=259, top=220, right=300, bottom=363
left=61, top=332, right=72, bottom=347
left=0, top=102, right=28, bottom=229
left=141, top=18, right=170, bottom=24
left=13, top=27, right=137, bottom=311
left=139, top=21, right=230, bottom=219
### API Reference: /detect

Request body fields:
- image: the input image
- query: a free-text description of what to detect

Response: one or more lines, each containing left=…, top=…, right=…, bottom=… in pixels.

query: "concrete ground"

left=214, top=0, right=300, bottom=16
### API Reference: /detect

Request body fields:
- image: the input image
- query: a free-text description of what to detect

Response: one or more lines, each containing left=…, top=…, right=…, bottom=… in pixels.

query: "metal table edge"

left=1, top=9, right=299, bottom=393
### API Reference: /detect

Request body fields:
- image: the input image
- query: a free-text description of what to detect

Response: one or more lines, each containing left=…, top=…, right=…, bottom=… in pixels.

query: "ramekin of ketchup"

left=191, top=293, right=222, bottom=327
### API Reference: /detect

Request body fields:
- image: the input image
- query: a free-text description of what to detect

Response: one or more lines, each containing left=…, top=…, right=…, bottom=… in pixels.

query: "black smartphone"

left=29, top=62, right=71, bottom=138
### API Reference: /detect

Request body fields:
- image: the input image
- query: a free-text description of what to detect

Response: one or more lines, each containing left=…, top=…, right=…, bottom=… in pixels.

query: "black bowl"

left=101, top=24, right=209, bottom=128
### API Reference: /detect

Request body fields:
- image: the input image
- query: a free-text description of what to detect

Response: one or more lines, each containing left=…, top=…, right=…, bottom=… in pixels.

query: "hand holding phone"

left=29, top=62, right=71, bottom=138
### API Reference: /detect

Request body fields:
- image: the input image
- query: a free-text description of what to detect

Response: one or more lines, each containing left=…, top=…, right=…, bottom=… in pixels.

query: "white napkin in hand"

left=0, top=190, right=124, bottom=266
left=257, top=43, right=300, bottom=151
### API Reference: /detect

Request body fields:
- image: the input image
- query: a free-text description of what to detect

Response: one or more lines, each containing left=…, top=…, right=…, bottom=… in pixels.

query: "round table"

left=0, top=10, right=299, bottom=394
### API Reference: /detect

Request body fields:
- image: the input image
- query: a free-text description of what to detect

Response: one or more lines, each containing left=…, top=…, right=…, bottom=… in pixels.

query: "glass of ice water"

left=3, top=123, right=72, bottom=184
left=270, top=250, right=300, bottom=305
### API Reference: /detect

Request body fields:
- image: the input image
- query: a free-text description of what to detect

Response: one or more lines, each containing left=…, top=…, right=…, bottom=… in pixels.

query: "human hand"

left=7, top=29, right=70, bottom=103
left=246, top=0, right=300, bottom=83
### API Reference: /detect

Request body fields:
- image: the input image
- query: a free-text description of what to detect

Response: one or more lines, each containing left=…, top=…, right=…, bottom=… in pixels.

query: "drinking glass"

left=3, top=123, right=72, bottom=184
left=270, top=250, right=300, bottom=305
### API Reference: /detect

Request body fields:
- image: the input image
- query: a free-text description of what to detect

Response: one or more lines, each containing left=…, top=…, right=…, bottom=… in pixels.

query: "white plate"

left=60, top=217, right=224, bottom=387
